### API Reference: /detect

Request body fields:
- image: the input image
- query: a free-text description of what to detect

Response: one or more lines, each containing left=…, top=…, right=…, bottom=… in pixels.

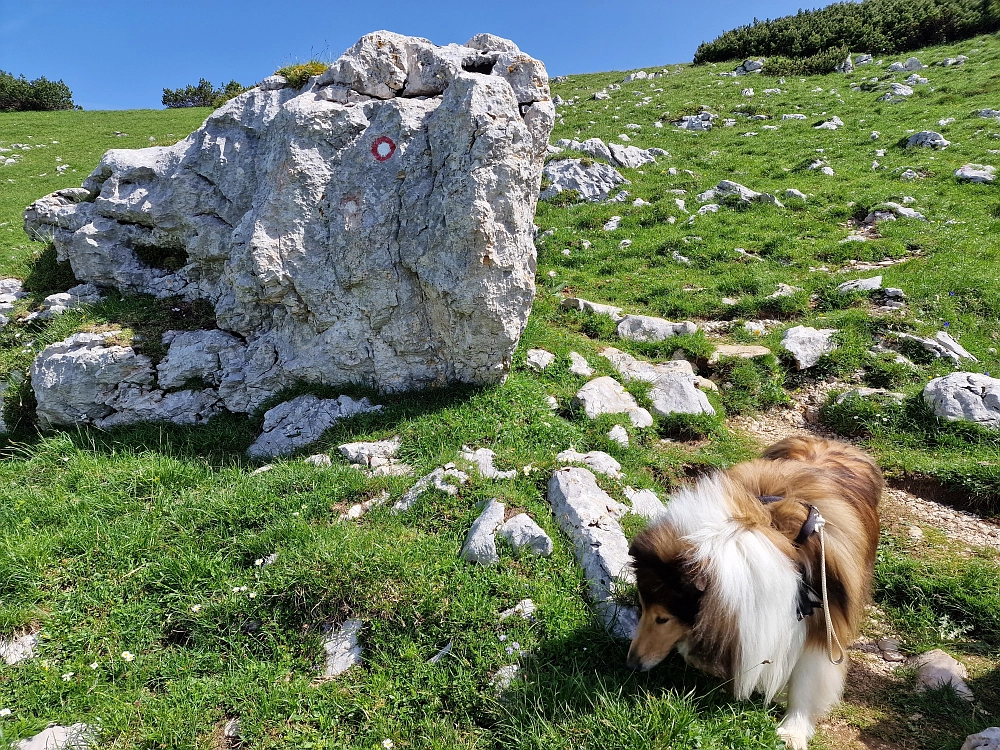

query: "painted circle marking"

left=372, top=136, right=396, bottom=161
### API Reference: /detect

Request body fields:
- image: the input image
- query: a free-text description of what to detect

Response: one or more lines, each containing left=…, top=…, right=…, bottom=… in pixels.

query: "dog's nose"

left=625, top=650, right=642, bottom=671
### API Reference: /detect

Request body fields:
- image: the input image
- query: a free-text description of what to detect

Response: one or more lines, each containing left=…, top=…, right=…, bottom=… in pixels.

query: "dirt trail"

left=726, top=385, right=1000, bottom=750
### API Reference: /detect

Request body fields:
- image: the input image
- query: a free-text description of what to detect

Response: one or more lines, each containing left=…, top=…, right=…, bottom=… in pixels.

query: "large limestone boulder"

left=924, top=372, right=1000, bottom=428
left=24, top=31, right=553, bottom=410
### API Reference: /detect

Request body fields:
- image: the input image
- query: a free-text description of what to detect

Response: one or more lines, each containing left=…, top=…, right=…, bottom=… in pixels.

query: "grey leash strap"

left=814, top=513, right=846, bottom=665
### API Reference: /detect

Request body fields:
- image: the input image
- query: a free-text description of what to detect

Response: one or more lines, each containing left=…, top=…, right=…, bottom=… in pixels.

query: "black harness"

left=758, top=495, right=823, bottom=620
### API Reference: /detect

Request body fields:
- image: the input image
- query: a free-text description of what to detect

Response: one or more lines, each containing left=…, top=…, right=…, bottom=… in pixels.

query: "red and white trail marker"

left=372, top=136, right=396, bottom=162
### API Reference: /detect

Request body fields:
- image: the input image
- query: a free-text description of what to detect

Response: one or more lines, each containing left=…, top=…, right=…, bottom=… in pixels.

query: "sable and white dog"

left=627, top=436, right=882, bottom=749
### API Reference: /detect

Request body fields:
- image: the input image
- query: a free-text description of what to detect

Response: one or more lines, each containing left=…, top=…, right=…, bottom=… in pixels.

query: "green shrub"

left=276, top=61, right=328, bottom=89
left=715, top=355, right=789, bottom=415
left=162, top=79, right=247, bottom=109
left=543, top=189, right=582, bottom=207
left=0, top=70, right=75, bottom=112
left=693, top=0, right=998, bottom=64
left=760, top=46, right=852, bottom=76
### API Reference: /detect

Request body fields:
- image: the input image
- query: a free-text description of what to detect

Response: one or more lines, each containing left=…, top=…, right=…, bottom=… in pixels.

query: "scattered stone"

left=924, top=372, right=1000, bottom=428
left=338, top=436, right=401, bottom=467
left=648, top=374, right=715, bottom=417
left=14, top=724, right=95, bottom=750
left=320, top=618, right=364, bottom=678
left=24, top=31, right=554, bottom=406
left=961, top=728, right=1000, bottom=750
left=741, top=88, right=755, bottom=97
left=0, top=632, right=38, bottom=665
left=864, top=202, right=926, bottom=222
left=526, top=348, right=555, bottom=372
left=340, top=490, right=390, bottom=520
left=545, top=395, right=559, bottom=411
left=304, top=453, right=332, bottom=467
left=699, top=180, right=783, bottom=208
left=459, top=446, right=517, bottom=480
left=902, top=56, right=926, bottom=70
left=976, top=109, right=1000, bottom=119
left=855, top=54, right=873, bottom=66
left=836, top=55, right=854, bottom=74
left=460, top=498, right=506, bottom=565
left=608, top=424, right=629, bottom=447
left=568, top=351, right=594, bottom=377
left=247, top=395, right=382, bottom=458
left=914, top=649, right=974, bottom=701
left=708, top=344, right=770, bottom=364
left=556, top=448, right=622, bottom=478
left=560, top=297, right=625, bottom=320
left=698, top=204, right=720, bottom=215
left=23, top=283, right=102, bottom=322
left=878, top=83, right=913, bottom=101
left=602, top=346, right=694, bottom=381
left=837, top=276, right=882, bottom=294
left=900, top=169, right=921, bottom=181
left=541, top=159, right=628, bottom=202
left=782, top=114, right=807, bottom=121
left=906, top=131, right=950, bottom=148
left=781, top=326, right=839, bottom=370
left=616, top=314, right=697, bottom=342
left=392, top=466, right=469, bottom=512
left=623, top=486, right=666, bottom=519
left=674, top=112, right=715, bottom=131
left=548, top=467, right=637, bottom=638
left=908, top=525, right=924, bottom=541
left=785, top=188, right=807, bottom=201
left=769, top=283, right=803, bottom=298
left=573, top=377, right=653, bottom=428
left=815, top=116, right=844, bottom=130
left=223, top=718, right=241, bottom=740
left=956, top=164, right=996, bottom=183
left=608, top=143, right=657, bottom=169
left=894, top=332, right=976, bottom=364
left=499, top=598, right=537, bottom=621
left=906, top=74, right=928, bottom=85
left=499, top=514, right=554, bottom=557
left=249, top=465, right=274, bottom=476
left=603, top=216, right=622, bottom=231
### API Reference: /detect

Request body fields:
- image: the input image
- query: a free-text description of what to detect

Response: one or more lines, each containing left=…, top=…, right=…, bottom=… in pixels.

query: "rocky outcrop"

left=24, top=31, right=554, bottom=410
left=540, top=158, right=627, bottom=202
left=924, top=372, right=1000, bottom=428
left=573, top=376, right=653, bottom=427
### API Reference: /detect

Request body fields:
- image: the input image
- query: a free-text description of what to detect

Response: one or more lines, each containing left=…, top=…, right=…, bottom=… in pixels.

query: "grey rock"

left=459, top=446, right=517, bottom=479
left=223, top=718, right=241, bottom=739
left=23, top=283, right=103, bottom=322
left=601, top=346, right=694, bottom=381
left=956, top=164, right=996, bottom=183
left=769, top=283, right=803, bottom=298
left=338, top=436, right=400, bottom=466
left=526, top=348, right=555, bottom=372
left=905, top=74, right=928, bottom=85
left=815, top=116, right=844, bottom=130
left=392, top=466, right=468, bottom=512
left=708, top=344, right=771, bottom=364
left=304, top=453, right=332, bottom=467
left=23, top=32, right=553, bottom=408
left=0, top=631, right=39, bottom=665
left=648, top=374, right=715, bottom=417
left=427, top=639, right=453, bottom=664
left=674, top=113, right=715, bottom=131
left=259, top=74, right=289, bottom=91
left=903, top=56, right=926, bottom=71
left=710, top=179, right=783, bottom=207
left=340, top=490, right=390, bottom=520
left=603, top=215, right=622, bottom=231
left=491, top=663, right=520, bottom=690
left=977, top=109, right=1000, bottom=119
left=548, top=467, right=638, bottom=638
left=320, top=618, right=364, bottom=677
left=608, top=143, right=656, bottom=169
left=914, top=648, right=973, bottom=700
left=624, top=486, right=666, bottom=519
left=541, top=158, right=628, bottom=202
left=617, top=314, right=697, bottom=342
left=460, top=498, right=506, bottom=565
left=865, top=202, right=926, bottom=222
left=894, top=332, right=976, bottom=364
left=837, top=276, right=882, bottom=294
left=499, top=598, right=537, bottom=620
left=573, top=376, right=653, bottom=428
left=961, top=728, right=1000, bottom=750
left=854, top=54, right=873, bottom=66
left=924, top=372, right=1000, bottom=428
left=568, top=351, right=593, bottom=377
left=781, top=114, right=807, bottom=120
left=560, top=296, right=624, bottom=320
left=499, top=513, right=553, bottom=557
left=907, top=131, right=950, bottom=148
left=156, top=329, right=246, bottom=396
left=608, top=424, right=629, bottom=447
left=781, top=326, right=839, bottom=369
left=247, top=394, right=382, bottom=458
left=878, top=83, right=913, bottom=100
left=887, top=61, right=906, bottom=72
left=785, top=188, right=807, bottom=200
left=14, top=724, right=95, bottom=750
left=557, top=448, right=622, bottom=477
left=836, top=55, right=854, bottom=74
left=900, top=169, right=921, bottom=181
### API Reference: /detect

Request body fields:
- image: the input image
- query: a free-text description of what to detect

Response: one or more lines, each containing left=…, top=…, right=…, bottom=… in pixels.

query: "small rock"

left=223, top=718, right=241, bottom=739
left=883, top=651, right=907, bottom=663
left=617, top=314, right=697, bottom=342
left=320, top=619, right=364, bottom=677
left=0, top=632, right=38, bottom=665
left=491, top=664, right=520, bottom=691
left=557, top=448, right=622, bottom=477
left=908, top=525, right=924, bottom=541
left=526, top=348, right=555, bottom=372
left=392, top=467, right=469, bottom=512
left=460, top=498, right=506, bottom=565
left=623, top=486, right=666, bottom=519
left=304, top=454, right=332, bottom=467
left=769, top=283, right=803, bottom=298
left=782, top=326, right=839, bottom=370
left=906, top=131, right=950, bottom=149
left=14, top=725, right=95, bottom=750
left=499, top=598, right=537, bottom=621
left=568, top=351, right=594, bottom=377
left=427, top=640, right=453, bottom=664
left=573, top=377, right=652, bottom=428
left=708, top=344, right=770, bottom=364
left=914, top=648, right=974, bottom=701
left=785, top=188, right=807, bottom=201
left=924, top=372, right=1000, bottom=428
left=815, top=116, right=844, bottom=130
left=545, top=395, right=559, bottom=411
left=560, top=297, right=625, bottom=320
left=499, top=513, right=554, bottom=557
left=338, top=436, right=401, bottom=467
left=956, top=164, right=996, bottom=183
left=603, top=216, right=622, bottom=232
left=960, top=728, right=1000, bottom=750
left=877, top=637, right=900, bottom=651
left=608, top=424, right=629, bottom=447
left=459, top=446, right=517, bottom=480
left=248, top=395, right=382, bottom=458
left=837, top=276, right=882, bottom=294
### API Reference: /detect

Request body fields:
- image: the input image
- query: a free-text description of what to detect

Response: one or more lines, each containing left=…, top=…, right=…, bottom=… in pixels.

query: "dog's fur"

left=627, top=436, right=881, bottom=749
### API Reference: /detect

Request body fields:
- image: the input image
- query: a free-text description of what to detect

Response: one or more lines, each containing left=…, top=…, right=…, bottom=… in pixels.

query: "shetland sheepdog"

left=627, top=436, right=882, bottom=749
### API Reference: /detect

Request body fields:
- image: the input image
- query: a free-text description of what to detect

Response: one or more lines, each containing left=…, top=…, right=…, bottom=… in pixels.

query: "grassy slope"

left=0, top=35, right=999, bottom=749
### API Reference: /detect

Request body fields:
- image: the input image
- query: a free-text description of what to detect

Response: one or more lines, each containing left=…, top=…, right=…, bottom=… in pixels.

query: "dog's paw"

left=776, top=725, right=809, bottom=750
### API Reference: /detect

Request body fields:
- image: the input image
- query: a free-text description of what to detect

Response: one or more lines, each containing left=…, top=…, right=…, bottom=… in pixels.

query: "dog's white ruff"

left=663, top=473, right=807, bottom=701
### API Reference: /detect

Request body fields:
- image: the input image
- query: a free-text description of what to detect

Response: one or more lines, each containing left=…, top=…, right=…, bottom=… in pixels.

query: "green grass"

left=2, top=31, right=1000, bottom=750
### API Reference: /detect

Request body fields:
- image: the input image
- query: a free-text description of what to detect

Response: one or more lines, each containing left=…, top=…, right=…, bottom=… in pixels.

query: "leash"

left=814, top=511, right=846, bottom=665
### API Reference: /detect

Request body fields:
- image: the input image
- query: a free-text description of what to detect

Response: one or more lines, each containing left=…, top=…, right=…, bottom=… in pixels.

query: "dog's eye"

left=655, top=616, right=670, bottom=625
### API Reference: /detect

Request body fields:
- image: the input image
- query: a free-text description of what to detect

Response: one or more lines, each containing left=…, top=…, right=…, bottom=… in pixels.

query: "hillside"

left=1, top=32, right=999, bottom=750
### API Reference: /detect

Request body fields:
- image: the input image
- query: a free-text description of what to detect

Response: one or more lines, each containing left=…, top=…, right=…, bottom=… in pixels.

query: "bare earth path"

left=727, top=383, right=1000, bottom=750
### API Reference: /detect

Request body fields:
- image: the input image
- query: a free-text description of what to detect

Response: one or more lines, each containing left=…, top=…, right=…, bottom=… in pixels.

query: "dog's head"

left=626, top=524, right=705, bottom=671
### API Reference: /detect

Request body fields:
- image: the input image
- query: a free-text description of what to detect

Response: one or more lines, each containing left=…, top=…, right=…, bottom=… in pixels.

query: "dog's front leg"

left=776, top=646, right=848, bottom=749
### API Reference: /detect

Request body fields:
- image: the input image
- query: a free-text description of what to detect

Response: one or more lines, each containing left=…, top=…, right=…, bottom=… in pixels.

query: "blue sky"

left=0, top=1, right=825, bottom=111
